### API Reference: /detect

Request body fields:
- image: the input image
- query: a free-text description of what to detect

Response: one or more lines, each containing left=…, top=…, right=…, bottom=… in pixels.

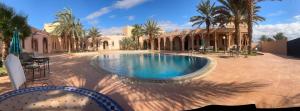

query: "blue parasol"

left=9, top=31, right=22, bottom=56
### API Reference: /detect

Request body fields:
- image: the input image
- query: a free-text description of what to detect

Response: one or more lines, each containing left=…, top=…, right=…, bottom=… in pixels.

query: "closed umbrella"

left=9, top=31, right=22, bottom=56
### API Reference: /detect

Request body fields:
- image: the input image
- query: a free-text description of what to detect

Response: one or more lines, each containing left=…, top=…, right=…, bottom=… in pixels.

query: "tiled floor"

left=1, top=51, right=300, bottom=111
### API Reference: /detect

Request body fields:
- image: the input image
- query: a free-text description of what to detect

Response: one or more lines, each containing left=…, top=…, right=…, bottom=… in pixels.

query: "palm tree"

left=143, top=19, right=160, bottom=50
left=0, top=3, right=31, bottom=61
left=218, top=0, right=264, bottom=52
left=190, top=0, right=221, bottom=52
left=247, top=0, right=279, bottom=54
left=273, top=32, right=287, bottom=40
left=52, top=8, right=83, bottom=53
left=88, top=27, right=101, bottom=50
left=131, top=24, right=144, bottom=49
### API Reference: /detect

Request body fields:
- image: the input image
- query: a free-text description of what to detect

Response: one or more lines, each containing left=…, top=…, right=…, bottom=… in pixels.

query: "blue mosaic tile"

left=0, top=86, right=123, bottom=111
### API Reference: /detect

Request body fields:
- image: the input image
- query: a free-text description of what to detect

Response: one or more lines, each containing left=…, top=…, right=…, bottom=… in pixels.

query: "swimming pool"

left=95, top=53, right=211, bottom=80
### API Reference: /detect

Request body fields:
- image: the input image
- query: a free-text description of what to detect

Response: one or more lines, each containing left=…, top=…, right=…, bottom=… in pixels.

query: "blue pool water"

left=96, top=53, right=209, bottom=80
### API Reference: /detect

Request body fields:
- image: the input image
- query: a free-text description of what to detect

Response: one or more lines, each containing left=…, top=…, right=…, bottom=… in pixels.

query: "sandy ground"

left=0, top=51, right=300, bottom=111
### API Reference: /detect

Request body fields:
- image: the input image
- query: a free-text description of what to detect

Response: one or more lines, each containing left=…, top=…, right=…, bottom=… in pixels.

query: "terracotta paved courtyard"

left=0, top=51, right=300, bottom=110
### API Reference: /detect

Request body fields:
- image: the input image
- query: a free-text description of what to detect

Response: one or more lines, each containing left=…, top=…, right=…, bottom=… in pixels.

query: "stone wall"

left=261, top=40, right=287, bottom=55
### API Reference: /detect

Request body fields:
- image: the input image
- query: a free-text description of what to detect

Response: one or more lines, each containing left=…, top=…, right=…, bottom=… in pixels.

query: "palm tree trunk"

left=1, top=41, right=9, bottom=61
left=234, top=15, right=241, bottom=52
left=247, top=0, right=253, bottom=54
left=68, top=37, right=71, bottom=53
left=137, top=37, right=140, bottom=50
left=206, top=24, right=210, bottom=52
left=150, top=36, right=154, bottom=50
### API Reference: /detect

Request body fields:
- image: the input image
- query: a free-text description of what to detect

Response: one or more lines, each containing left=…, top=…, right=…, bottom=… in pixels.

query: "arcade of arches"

left=142, top=29, right=249, bottom=51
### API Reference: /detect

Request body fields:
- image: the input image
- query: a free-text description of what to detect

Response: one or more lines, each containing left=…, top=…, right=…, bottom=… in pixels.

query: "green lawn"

left=0, top=67, right=7, bottom=77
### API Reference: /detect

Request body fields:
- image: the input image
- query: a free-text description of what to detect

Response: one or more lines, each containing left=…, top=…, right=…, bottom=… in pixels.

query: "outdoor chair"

left=5, top=54, right=48, bottom=90
left=205, top=46, right=214, bottom=53
left=19, top=52, right=34, bottom=66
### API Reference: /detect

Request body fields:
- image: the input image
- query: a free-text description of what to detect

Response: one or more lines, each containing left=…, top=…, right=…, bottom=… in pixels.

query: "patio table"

left=32, top=56, right=50, bottom=75
left=0, top=86, right=123, bottom=111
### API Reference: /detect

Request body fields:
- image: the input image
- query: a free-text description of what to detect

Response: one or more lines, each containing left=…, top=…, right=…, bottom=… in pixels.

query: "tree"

left=119, top=37, right=138, bottom=50
left=266, top=37, right=274, bottom=42
left=0, top=3, right=31, bottom=61
left=190, top=0, right=221, bottom=52
left=88, top=27, right=101, bottom=50
left=143, top=19, right=160, bottom=50
left=131, top=24, right=144, bottom=49
left=52, top=8, right=83, bottom=53
left=273, top=32, right=287, bottom=41
left=259, top=35, right=268, bottom=41
left=218, top=0, right=264, bottom=52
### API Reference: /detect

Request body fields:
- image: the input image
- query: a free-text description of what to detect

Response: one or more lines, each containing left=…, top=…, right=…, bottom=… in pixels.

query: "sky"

left=1, top=0, right=300, bottom=40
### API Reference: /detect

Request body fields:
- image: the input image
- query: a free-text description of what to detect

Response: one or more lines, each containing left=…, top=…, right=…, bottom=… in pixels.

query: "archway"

left=160, top=38, right=164, bottom=50
left=184, top=35, right=192, bottom=50
left=173, top=36, right=182, bottom=51
left=143, top=40, right=148, bottom=49
left=32, top=39, right=38, bottom=52
left=165, top=38, right=170, bottom=50
left=103, top=41, right=109, bottom=50
left=154, top=38, right=159, bottom=50
left=43, top=38, right=48, bottom=53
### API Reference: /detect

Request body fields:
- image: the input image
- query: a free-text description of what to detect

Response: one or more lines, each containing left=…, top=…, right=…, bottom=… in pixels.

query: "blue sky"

left=1, top=0, right=300, bottom=40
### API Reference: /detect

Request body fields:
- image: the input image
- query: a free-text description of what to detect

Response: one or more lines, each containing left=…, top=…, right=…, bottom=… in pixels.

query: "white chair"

left=4, top=54, right=27, bottom=90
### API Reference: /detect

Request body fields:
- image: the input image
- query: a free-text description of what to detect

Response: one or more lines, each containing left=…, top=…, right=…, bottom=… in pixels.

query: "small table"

left=32, top=56, right=50, bottom=75
left=0, top=86, right=123, bottom=111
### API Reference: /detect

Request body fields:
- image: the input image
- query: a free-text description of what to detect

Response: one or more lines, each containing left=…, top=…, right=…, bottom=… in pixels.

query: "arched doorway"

left=160, top=38, right=164, bottom=50
left=173, top=36, right=182, bottom=51
left=43, top=38, right=48, bottom=53
left=184, top=35, right=192, bottom=50
left=103, top=41, right=109, bottom=50
left=143, top=40, right=148, bottom=49
left=165, top=38, right=170, bottom=50
left=154, top=38, right=159, bottom=50
left=32, top=38, right=38, bottom=52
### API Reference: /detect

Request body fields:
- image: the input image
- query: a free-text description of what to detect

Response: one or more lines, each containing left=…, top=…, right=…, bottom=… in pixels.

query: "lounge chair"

left=5, top=54, right=27, bottom=90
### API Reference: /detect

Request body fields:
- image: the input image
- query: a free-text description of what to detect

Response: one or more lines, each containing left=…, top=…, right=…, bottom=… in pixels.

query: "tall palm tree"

left=218, top=0, right=264, bottom=52
left=143, top=19, right=160, bottom=50
left=247, top=0, right=279, bottom=54
left=52, top=8, right=82, bottom=53
left=218, top=0, right=247, bottom=52
left=0, top=3, right=31, bottom=61
left=131, top=24, right=144, bottom=49
left=190, top=0, right=221, bottom=51
left=88, top=26, right=101, bottom=50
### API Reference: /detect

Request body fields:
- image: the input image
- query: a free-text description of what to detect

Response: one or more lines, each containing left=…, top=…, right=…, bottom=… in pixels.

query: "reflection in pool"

left=96, top=53, right=209, bottom=80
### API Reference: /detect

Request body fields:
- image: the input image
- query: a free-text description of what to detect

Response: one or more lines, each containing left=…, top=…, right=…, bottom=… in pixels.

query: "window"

left=112, top=41, right=114, bottom=46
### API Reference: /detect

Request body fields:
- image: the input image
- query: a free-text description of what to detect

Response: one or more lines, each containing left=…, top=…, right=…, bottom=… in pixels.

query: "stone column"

left=227, top=33, right=232, bottom=51
left=170, top=38, right=173, bottom=51
left=214, top=31, right=217, bottom=52
left=191, top=34, right=194, bottom=51
left=181, top=37, right=185, bottom=51
left=158, top=38, right=161, bottom=51
left=163, top=37, right=166, bottom=50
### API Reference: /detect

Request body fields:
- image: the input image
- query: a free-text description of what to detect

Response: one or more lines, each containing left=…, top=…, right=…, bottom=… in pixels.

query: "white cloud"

left=267, top=10, right=285, bottom=17
left=127, top=16, right=135, bottom=21
left=253, top=15, right=300, bottom=41
left=85, top=0, right=147, bottom=25
left=158, top=21, right=192, bottom=32
left=100, top=27, right=124, bottom=35
left=294, top=15, right=300, bottom=21
left=86, top=7, right=111, bottom=20
left=113, top=0, right=147, bottom=9
left=109, top=15, right=116, bottom=19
